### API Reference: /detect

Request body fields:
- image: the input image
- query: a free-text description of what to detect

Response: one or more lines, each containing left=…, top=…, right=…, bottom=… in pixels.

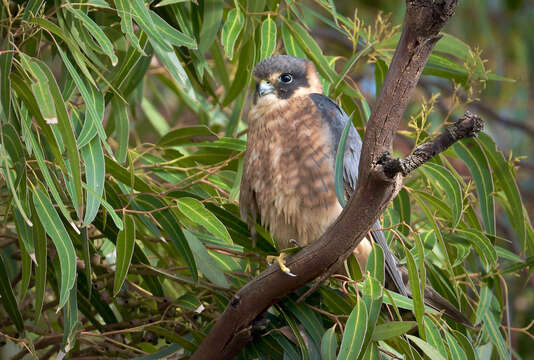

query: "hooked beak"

left=256, top=80, right=275, bottom=97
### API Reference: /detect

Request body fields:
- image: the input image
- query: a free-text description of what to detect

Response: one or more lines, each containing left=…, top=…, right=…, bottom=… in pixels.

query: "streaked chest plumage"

left=243, top=95, right=342, bottom=248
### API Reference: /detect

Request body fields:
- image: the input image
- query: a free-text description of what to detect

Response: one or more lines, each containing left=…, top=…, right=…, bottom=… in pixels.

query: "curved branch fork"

left=191, top=1, right=465, bottom=359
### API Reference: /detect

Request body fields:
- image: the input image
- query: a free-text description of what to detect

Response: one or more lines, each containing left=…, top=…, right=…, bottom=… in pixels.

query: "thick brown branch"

left=191, top=1, right=460, bottom=358
left=381, top=111, right=484, bottom=178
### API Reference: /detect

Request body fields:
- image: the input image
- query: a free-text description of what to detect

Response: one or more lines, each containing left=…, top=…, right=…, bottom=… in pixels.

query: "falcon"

left=240, top=55, right=471, bottom=326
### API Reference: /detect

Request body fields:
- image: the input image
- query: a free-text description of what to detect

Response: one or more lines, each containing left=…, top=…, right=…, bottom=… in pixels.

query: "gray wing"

left=310, top=93, right=407, bottom=297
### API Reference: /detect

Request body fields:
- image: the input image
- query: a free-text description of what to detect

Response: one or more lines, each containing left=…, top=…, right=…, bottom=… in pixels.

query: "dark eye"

left=278, top=73, right=293, bottom=83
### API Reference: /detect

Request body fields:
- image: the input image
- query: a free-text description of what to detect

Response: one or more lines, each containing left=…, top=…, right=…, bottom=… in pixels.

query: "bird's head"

left=252, top=55, right=323, bottom=105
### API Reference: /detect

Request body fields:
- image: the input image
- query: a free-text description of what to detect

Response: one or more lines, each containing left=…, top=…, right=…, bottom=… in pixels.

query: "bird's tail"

left=370, top=222, right=408, bottom=297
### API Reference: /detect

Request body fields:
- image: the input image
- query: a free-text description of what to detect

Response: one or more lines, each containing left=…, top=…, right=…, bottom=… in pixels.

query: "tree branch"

left=191, top=1, right=467, bottom=358
left=380, top=111, right=484, bottom=178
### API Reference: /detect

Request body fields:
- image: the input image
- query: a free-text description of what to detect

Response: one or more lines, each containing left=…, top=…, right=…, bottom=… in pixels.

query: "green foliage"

left=0, top=0, right=531, bottom=358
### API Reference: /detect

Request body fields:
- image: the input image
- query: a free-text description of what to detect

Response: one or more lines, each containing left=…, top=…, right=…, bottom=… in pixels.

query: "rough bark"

left=191, top=1, right=469, bottom=358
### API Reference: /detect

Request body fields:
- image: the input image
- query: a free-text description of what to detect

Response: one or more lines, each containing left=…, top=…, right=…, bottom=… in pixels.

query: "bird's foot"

left=266, top=253, right=296, bottom=277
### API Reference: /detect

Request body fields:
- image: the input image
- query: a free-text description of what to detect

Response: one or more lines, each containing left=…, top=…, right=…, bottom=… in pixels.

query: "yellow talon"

left=267, top=253, right=296, bottom=277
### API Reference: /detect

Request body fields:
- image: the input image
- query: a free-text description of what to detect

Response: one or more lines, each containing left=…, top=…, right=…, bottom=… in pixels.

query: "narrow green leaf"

left=421, top=162, right=463, bottom=227
left=62, top=283, right=79, bottom=353
left=80, top=227, right=92, bottom=298
left=56, top=47, right=107, bottom=152
left=33, top=188, right=76, bottom=310
left=115, top=0, right=146, bottom=55
left=19, top=107, right=79, bottom=232
left=372, top=321, right=416, bottom=341
left=475, top=285, right=492, bottom=326
left=134, top=195, right=196, bottom=280
left=337, top=300, right=368, bottom=360
left=0, top=35, right=14, bottom=122
left=483, top=312, right=510, bottom=360
left=321, top=326, right=338, bottom=360
left=445, top=330, right=467, bottom=360
left=11, top=73, right=66, bottom=170
left=152, top=40, right=197, bottom=102
left=222, top=38, right=255, bottom=106
left=29, top=17, right=97, bottom=86
left=183, top=230, right=229, bottom=288
left=17, top=230, right=32, bottom=303
left=374, top=58, right=387, bottom=95
left=177, top=197, right=232, bottom=245
left=33, top=59, right=84, bottom=220
left=454, top=139, right=495, bottom=235
left=454, top=229, right=497, bottom=271
left=0, top=255, right=24, bottom=332
left=30, top=81, right=57, bottom=124
left=406, top=335, right=448, bottom=360
left=150, top=10, right=197, bottom=49
left=279, top=306, right=310, bottom=360
left=81, top=137, right=105, bottom=225
left=285, top=299, right=324, bottom=349
left=105, top=155, right=152, bottom=192
left=22, top=0, right=45, bottom=21
left=111, top=97, right=129, bottom=163
left=13, top=205, right=34, bottom=257
left=141, top=97, right=170, bottom=136
left=159, top=125, right=218, bottom=147
left=156, top=0, right=191, bottom=5
left=260, top=16, right=277, bottom=60
left=452, top=330, right=476, bottom=360
left=66, top=5, right=118, bottom=65
left=20, top=53, right=57, bottom=123
left=281, top=22, right=306, bottom=58
left=129, top=0, right=172, bottom=52
left=365, top=242, right=385, bottom=284
left=424, top=317, right=448, bottom=358
left=32, top=206, right=47, bottom=323
left=114, top=214, right=136, bottom=296
left=198, top=0, right=224, bottom=53
left=132, top=344, right=182, bottom=360
left=358, top=275, right=383, bottom=359
left=393, top=188, right=411, bottom=235
left=477, top=133, right=526, bottom=252
left=404, top=245, right=425, bottom=340
left=221, top=8, right=245, bottom=60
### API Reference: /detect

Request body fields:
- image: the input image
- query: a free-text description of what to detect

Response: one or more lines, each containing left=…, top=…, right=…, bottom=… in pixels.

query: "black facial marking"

left=253, top=55, right=311, bottom=99
left=276, top=74, right=309, bottom=99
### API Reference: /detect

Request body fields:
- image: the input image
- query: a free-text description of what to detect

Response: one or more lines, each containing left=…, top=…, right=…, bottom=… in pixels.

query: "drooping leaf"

left=81, top=137, right=105, bottom=225
left=337, top=300, right=367, bottom=360
left=66, top=5, right=118, bottom=65
left=420, top=162, right=463, bottom=228
left=33, top=188, right=77, bottom=310
left=150, top=10, right=197, bottom=49
left=478, top=132, right=527, bottom=252
left=371, top=321, right=416, bottom=341
left=321, top=326, right=338, bottom=360
left=177, top=197, right=232, bottom=245
left=0, top=255, right=24, bottom=332
left=260, top=16, right=277, bottom=60
left=406, top=335, right=448, bottom=360
left=221, top=8, right=245, bottom=60
left=198, top=0, right=224, bottom=53
left=113, top=214, right=136, bottom=296
left=183, top=230, right=229, bottom=288
left=454, top=139, right=495, bottom=235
